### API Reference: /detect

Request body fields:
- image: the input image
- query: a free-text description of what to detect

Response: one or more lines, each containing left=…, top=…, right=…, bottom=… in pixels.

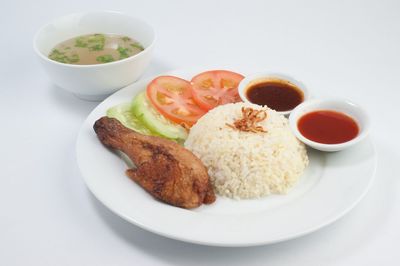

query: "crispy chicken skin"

left=93, top=117, right=216, bottom=209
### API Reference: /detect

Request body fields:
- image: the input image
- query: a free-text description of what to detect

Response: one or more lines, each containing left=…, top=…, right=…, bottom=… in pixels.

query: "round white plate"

left=76, top=69, right=377, bottom=247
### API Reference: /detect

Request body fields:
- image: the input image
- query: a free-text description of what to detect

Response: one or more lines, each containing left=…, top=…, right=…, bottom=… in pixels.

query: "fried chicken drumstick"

left=94, top=117, right=216, bottom=209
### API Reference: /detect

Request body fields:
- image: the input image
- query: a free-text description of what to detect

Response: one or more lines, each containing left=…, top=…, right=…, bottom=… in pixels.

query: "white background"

left=1, top=0, right=399, bottom=265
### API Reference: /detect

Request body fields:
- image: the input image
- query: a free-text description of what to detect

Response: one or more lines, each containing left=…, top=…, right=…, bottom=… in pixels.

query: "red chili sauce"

left=298, top=110, right=359, bottom=144
left=246, top=80, right=304, bottom=111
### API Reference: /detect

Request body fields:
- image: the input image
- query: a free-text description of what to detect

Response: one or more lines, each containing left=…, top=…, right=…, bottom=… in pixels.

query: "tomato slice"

left=147, top=76, right=206, bottom=126
left=190, top=70, right=245, bottom=111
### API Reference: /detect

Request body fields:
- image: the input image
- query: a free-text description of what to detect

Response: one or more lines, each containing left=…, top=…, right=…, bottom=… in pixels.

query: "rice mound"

left=184, top=102, right=309, bottom=199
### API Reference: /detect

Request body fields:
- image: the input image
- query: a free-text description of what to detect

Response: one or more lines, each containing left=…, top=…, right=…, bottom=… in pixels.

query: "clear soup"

left=48, top=33, right=144, bottom=65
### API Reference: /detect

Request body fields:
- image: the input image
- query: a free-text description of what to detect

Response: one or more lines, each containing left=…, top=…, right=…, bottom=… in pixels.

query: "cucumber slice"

left=131, top=92, right=188, bottom=141
left=106, top=102, right=154, bottom=136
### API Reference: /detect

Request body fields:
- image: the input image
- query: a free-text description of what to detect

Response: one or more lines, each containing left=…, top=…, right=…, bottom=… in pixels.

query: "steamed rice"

left=184, top=102, right=308, bottom=199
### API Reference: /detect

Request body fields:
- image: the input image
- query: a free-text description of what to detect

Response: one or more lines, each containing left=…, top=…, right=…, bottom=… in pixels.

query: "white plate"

left=76, top=69, right=377, bottom=247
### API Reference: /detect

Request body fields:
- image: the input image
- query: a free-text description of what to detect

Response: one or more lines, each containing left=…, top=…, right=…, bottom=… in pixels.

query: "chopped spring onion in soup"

left=48, top=33, right=144, bottom=65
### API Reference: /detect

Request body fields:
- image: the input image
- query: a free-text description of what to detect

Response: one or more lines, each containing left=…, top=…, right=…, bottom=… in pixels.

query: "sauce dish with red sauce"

left=289, top=99, right=371, bottom=152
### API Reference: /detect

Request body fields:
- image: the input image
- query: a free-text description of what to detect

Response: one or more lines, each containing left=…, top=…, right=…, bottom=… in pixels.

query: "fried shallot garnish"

left=226, top=107, right=267, bottom=133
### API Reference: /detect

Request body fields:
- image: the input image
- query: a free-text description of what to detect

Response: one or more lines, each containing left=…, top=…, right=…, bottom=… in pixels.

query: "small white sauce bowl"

left=238, top=72, right=310, bottom=115
left=33, top=11, right=156, bottom=101
left=289, top=99, right=371, bottom=152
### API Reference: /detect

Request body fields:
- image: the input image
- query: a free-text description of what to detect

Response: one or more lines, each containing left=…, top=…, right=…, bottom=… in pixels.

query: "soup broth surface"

left=48, top=33, right=144, bottom=65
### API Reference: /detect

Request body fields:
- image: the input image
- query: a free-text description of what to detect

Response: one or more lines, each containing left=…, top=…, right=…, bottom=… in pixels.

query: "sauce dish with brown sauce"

left=238, top=72, right=309, bottom=115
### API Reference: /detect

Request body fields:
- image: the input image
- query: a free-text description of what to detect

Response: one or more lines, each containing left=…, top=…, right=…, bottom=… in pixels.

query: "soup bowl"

left=34, top=11, right=156, bottom=101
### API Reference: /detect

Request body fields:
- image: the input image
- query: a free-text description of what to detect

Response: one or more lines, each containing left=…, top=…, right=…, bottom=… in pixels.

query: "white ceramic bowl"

left=33, top=11, right=156, bottom=101
left=289, top=99, right=371, bottom=152
left=238, top=72, right=310, bottom=115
